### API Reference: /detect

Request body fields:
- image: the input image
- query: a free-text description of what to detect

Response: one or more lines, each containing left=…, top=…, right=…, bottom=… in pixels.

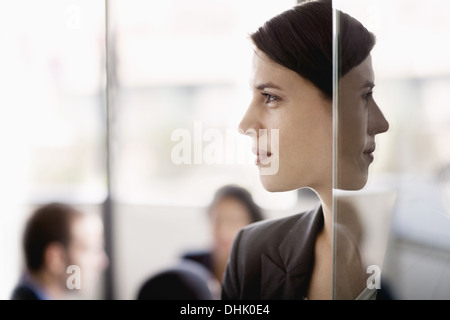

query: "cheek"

left=261, top=108, right=332, bottom=191
left=68, top=247, right=88, bottom=269
left=339, top=104, right=368, bottom=154
left=279, top=125, right=310, bottom=164
left=337, top=103, right=370, bottom=189
left=70, top=243, right=102, bottom=271
left=280, top=105, right=332, bottom=159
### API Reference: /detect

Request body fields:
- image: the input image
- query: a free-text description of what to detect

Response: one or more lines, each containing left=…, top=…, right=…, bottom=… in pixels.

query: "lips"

left=252, top=147, right=272, bottom=165
left=363, top=145, right=376, bottom=161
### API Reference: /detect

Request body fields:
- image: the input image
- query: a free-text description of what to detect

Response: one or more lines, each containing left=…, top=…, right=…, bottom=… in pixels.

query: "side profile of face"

left=239, top=50, right=333, bottom=193
left=337, top=55, right=389, bottom=189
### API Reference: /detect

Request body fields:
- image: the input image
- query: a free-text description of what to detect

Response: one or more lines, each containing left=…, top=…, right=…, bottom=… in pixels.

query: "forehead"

left=340, top=55, right=374, bottom=90
left=212, top=197, right=245, bottom=211
left=250, top=50, right=303, bottom=89
left=251, top=50, right=285, bottom=74
left=210, top=197, right=250, bottom=217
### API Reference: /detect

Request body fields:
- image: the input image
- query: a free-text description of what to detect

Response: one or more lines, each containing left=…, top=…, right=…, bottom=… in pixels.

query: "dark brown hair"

left=250, top=0, right=375, bottom=99
left=208, top=185, right=264, bottom=223
left=23, top=202, right=83, bottom=272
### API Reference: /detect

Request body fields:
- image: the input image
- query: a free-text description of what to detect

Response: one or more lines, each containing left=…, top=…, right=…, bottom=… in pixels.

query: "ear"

left=43, top=242, right=68, bottom=276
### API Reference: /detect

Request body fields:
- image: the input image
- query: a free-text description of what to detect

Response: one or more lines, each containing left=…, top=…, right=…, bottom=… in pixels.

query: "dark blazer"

left=10, top=284, right=41, bottom=300
left=221, top=205, right=323, bottom=300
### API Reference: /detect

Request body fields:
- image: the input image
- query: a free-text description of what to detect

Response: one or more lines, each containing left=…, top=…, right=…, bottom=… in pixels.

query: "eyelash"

left=261, top=92, right=279, bottom=105
left=363, top=91, right=373, bottom=101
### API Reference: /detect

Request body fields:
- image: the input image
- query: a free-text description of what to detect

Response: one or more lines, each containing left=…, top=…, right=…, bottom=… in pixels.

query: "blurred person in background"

left=137, top=184, right=264, bottom=300
left=183, top=184, right=265, bottom=285
left=10, top=202, right=109, bottom=300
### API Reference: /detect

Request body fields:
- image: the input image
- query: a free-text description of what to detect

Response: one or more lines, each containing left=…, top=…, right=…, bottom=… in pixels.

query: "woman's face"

left=210, top=198, right=253, bottom=256
left=239, top=50, right=333, bottom=193
left=337, top=55, right=389, bottom=189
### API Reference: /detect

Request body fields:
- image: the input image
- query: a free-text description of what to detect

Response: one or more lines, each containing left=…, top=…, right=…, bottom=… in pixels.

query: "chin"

left=337, top=177, right=368, bottom=190
left=336, top=165, right=369, bottom=190
left=259, top=179, right=278, bottom=192
left=259, top=174, right=301, bottom=193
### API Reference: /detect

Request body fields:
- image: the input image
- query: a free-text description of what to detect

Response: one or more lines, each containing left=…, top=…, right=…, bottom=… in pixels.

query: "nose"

left=238, top=100, right=261, bottom=137
left=368, top=99, right=389, bottom=136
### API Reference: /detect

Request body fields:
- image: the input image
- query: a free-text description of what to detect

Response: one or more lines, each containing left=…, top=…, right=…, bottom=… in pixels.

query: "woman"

left=182, top=185, right=264, bottom=290
left=221, top=0, right=389, bottom=300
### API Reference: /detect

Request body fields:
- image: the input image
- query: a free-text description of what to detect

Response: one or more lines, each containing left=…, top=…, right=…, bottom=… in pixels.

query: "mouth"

left=252, top=147, right=272, bottom=165
left=363, top=145, right=376, bottom=162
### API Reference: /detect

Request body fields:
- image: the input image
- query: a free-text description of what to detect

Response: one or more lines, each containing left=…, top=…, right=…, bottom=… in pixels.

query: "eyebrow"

left=361, top=81, right=375, bottom=90
left=255, top=81, right=282, bottom=91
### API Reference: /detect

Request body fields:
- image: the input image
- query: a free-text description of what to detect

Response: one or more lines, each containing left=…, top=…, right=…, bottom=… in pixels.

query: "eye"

left=261, top=92, right=278, bottom=104
left=363, top=91, right=373, bottom=102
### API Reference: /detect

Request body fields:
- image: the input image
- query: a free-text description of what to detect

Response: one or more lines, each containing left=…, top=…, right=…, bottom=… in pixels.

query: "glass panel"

left=0, top=0, right=106, bottom=299
left=107, top=0, right=302, bottom=300
left=334, top=0, right=450, bottom=299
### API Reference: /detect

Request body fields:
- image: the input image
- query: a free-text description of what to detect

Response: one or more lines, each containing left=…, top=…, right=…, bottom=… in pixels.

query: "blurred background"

left=1, top=0, right=449, bottom=300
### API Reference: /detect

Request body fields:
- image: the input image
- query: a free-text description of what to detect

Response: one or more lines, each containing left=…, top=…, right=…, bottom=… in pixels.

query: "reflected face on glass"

left=338, top=55, right=389, bottom=189
left=239, top=50, right=333, bottom=193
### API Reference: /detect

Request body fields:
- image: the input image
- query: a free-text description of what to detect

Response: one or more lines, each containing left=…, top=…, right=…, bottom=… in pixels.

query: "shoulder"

left=222, top=205, right=322, bottom=299
left=10, top=284, right=40, bottom=300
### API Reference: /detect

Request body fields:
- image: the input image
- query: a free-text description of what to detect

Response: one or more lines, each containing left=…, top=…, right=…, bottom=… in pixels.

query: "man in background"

left=11, top=202, right=109, bottom=300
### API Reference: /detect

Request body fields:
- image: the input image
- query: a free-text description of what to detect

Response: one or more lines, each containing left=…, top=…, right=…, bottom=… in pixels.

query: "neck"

left=315, top=188, right=333, bottom=245
left=305, top=187, right=334, bottom=300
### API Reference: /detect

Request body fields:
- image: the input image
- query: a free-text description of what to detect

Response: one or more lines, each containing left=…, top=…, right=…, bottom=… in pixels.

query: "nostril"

left=238, top=127, right=258, bottom=137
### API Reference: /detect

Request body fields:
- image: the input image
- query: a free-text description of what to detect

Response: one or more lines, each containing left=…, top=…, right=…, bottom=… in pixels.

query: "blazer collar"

left=261, top=205, right=324, bottom=299
left=279, top=204, right=324, bottom=273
